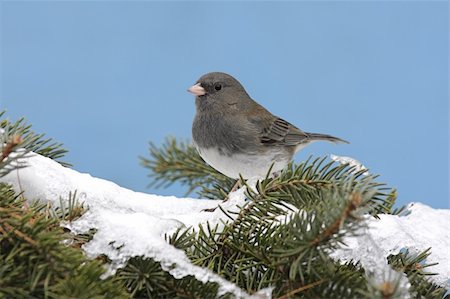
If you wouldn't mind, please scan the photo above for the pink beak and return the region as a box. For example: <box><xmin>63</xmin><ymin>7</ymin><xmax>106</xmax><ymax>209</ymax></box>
<box><xmin>187</xmin><ymin>83</ymin><xmax>206</xmax><ymax>96</ymax></box>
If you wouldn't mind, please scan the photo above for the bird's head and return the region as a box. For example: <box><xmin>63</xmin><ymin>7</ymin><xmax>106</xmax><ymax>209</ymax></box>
<box><xmin>187</xmin><ymin>72</ymin><xmax>250</xmax><ymax>111</ymax></box>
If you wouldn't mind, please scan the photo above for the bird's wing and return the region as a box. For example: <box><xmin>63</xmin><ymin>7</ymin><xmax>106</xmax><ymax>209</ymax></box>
<box><xmin>259</xmin><ymin>117</ymin><xmax>310</xmax><ymax>146</ymax></box>
<box><xmin>244</xmin><ymin>101</ymin><xmax>310</xmax><ymax>147</ymax></box>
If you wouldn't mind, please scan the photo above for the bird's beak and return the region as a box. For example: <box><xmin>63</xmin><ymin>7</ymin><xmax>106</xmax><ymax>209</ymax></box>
<box><xmin>187</xmin><ymin>83</ymin><xmax>206</xmax><ymax>96</ymax></box>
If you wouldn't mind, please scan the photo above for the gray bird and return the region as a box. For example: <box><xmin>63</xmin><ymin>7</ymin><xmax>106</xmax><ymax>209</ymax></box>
<box><xmin>188</xmin><ymin>72</ymin><xmax>348</xmax><ymax>180</ymax></box>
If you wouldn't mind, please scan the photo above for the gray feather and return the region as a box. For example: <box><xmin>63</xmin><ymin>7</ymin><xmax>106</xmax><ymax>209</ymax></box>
<box><xmin>306</xmin><ymin>133</ymin><xmax>349</xmax><ymax>144</ymax></box>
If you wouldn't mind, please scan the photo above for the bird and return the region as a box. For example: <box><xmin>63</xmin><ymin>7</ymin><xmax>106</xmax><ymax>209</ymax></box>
<box><xmin>188</xmin><ymin>72</ymin><xmax>348</xmax><ymax>181</ymax></box>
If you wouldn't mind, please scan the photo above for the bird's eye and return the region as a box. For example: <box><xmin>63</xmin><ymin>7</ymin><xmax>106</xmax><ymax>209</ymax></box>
<box><xmin>214</xmin><ymin>83</ymin><xmax>222</xmax><ymax>91</ymax></box>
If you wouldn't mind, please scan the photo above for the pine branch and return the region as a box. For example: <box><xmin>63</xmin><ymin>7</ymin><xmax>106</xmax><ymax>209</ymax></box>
<box><xmin>165</xmin><ymin>179</ymin><xmax>383</xmax><ymax>297</ymax></box>
<box><xmin>0</xmin><ymin>111</ymin><xmax>70</xmax><ymax>174</ymax></box>
<box><xmin>141</xmin><ymin>137</ymin><xmax>419</xmax><ymax>298</ymax></box>
<box><xmin>388</xmin><ymin>248</ymin><xmax>449</xmax><ymax>298</ymax></box>
<box><xmin>115</xmin><ymin>255</ymin><xmax>235</xmax><ymax>298</ymax></box>
<box><xmin>140</xmin><ymin>137</ymin><xmax>235</xmax><ymax>198</ymax></box>
<box><xmin>0</xmin><ymin>183</ymin><xmax>127</xmax><ymax>298</ymax></box>
<box><xmin>48</xmin><ymin>191</ymin><xmax>86</xmax><ymax>222</ymax></box>
<box><xmin>277</xmin><ymin>279</ymin><xmax>325</xmax><ymax>299</ymax></box>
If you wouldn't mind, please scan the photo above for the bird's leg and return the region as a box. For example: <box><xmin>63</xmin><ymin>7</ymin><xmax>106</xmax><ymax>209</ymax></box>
<box><xmin>229</xmin><ymin>179</ymin><xmax>241</xmax><ymax>194</ymax></box>
<box><xmin>202</xmin><ymin>179</ymin><xmax>241</xmax><ymax>212</ymax></box>
<box><xmin>221</xmin><ymin>179</ymin><xmax>241</xmax><ymax>202</ymax></box>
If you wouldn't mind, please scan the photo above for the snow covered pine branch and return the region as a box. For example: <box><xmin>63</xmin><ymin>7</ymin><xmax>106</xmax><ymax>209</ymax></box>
<box><xmin>1</xmin><ymin>151</ymin><xmax>448</xmax><ymax>298</ymax></box>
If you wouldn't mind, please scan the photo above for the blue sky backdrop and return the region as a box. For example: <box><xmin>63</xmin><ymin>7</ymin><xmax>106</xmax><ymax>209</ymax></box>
<box><xmin>0</xmin><ymin>2</ymin><xmax>448</xmax><ymax>208</ymax></box>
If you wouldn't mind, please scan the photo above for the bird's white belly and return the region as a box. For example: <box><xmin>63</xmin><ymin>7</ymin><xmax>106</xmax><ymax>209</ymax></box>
<box><xmin>198</xmin><ymin>147</ymin><xmax>290</xmax><ymax>179</ymax></box>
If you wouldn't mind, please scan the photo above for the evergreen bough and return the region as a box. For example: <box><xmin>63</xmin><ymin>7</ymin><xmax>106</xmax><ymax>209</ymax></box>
<box><xmin>1</xmin><ymin>113</ymin><xmax>448</xmax><ymax>298</ymax></box>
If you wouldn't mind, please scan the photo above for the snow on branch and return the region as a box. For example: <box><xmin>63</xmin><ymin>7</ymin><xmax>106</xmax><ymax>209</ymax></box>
<box><xmin>1</xmin><ymin>152</ymin><xmax>253</xmax><ymax>298</ymax></box>
<box><xmin>1</xmin><ymin>152</ymin><xmax>449</xmax><ymax>296</ymax></box>
<box><xmin>331</xmin><ymin>202</ymin><xmax>450</xmax><ymax>287</ymax></box>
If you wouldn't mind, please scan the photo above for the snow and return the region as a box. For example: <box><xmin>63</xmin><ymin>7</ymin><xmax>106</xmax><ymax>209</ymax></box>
<box><xmin>1</xmin><ymin>152</ymin><xmax>449</xmax><ymax>297</ymax></box>
<box><xmin>329</xmin><ymin>155</ymin><xmax>449</xmax><ymax>288</ymax></box>
<box><xmin>2</xmin><ymin>152</ymin><xmax>252</xmax><ymax>298</ymax></box>
<box><xmin>331</xmin><ymin>203</ymin><xmax>450</xmax><ymax>287</ymax></box>
<box><xmin>327</xmin><ymin>156</ymin><xmax>449</xmax><ymax>288</ymax></box>
<box><xmin>330</xmin><ymin>154</ymin><xmax>368</xmax><ymax>175</ymax></box>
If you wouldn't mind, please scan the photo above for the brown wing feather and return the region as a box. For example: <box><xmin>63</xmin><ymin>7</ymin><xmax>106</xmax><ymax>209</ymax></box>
<box><xmin>245</xmin><ymin>101</ymin><xmax>311</xmax><ymax>147</ymax></box>
<box><xmin>260</xmin><ymin>117</ymin><xmax>310</xmax><ymax>146</ymax></box>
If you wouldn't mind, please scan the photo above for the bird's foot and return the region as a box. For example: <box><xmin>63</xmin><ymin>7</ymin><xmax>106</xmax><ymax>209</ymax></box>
<box><xmin>201</xmin><ymin>180</ymin><xmax>242</xmax><ymax>212</ymax></box>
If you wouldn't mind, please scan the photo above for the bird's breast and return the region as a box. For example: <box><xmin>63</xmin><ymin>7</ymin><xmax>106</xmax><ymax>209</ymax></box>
<box><xmin>192</xmin><ymin>111</ymin><xmax>253</xmax><ymax>155</ymax></box>
<box><xmin>196</xmin><ymin>146</ymin><xmax>291</xmax><ymax>179</ymax></box>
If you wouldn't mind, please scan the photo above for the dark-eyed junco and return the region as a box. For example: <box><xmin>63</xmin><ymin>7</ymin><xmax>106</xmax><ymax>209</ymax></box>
<box><xmin>188</xmin><ymin>72</ymin><xmax>348</xmax><ymax>180</ymax></box>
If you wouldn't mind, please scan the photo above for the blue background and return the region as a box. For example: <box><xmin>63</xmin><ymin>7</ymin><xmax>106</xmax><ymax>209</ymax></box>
<box><xmin>1</xmin><ymin>2</ymin><xmax>448</xmax><ymax>208</ymax></box>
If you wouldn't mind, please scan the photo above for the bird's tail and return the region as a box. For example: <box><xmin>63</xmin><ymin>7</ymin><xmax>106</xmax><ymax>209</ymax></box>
<box><xmin>307</xmin><ymin>132</ymin><xmax>349</xmax><ymax>144</ymax></box>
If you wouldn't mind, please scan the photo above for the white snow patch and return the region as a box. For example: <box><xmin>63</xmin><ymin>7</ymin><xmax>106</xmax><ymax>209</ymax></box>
<box><xmin>330</xmin><ymin>154</ymin><xmax>368</xmax><ymax>175</ymax></box>
<box><xmin>331</xmin><ymin>203</ymin><xmax>450</xmax><ymax>288</ymax></box>
<box><xmin>1</xmin><ymin>152</ymin><xmax>254</xmax><ymax>298</ymax></box>
<box><xmin>330</xmin><ymin>154</ymin><xmax>448</xmax><ymax>288</ymax></box>
<box><xmin>273</xmin><ymin>203</ymin><xmax>300</xmax><ymax>224</ymax></box>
